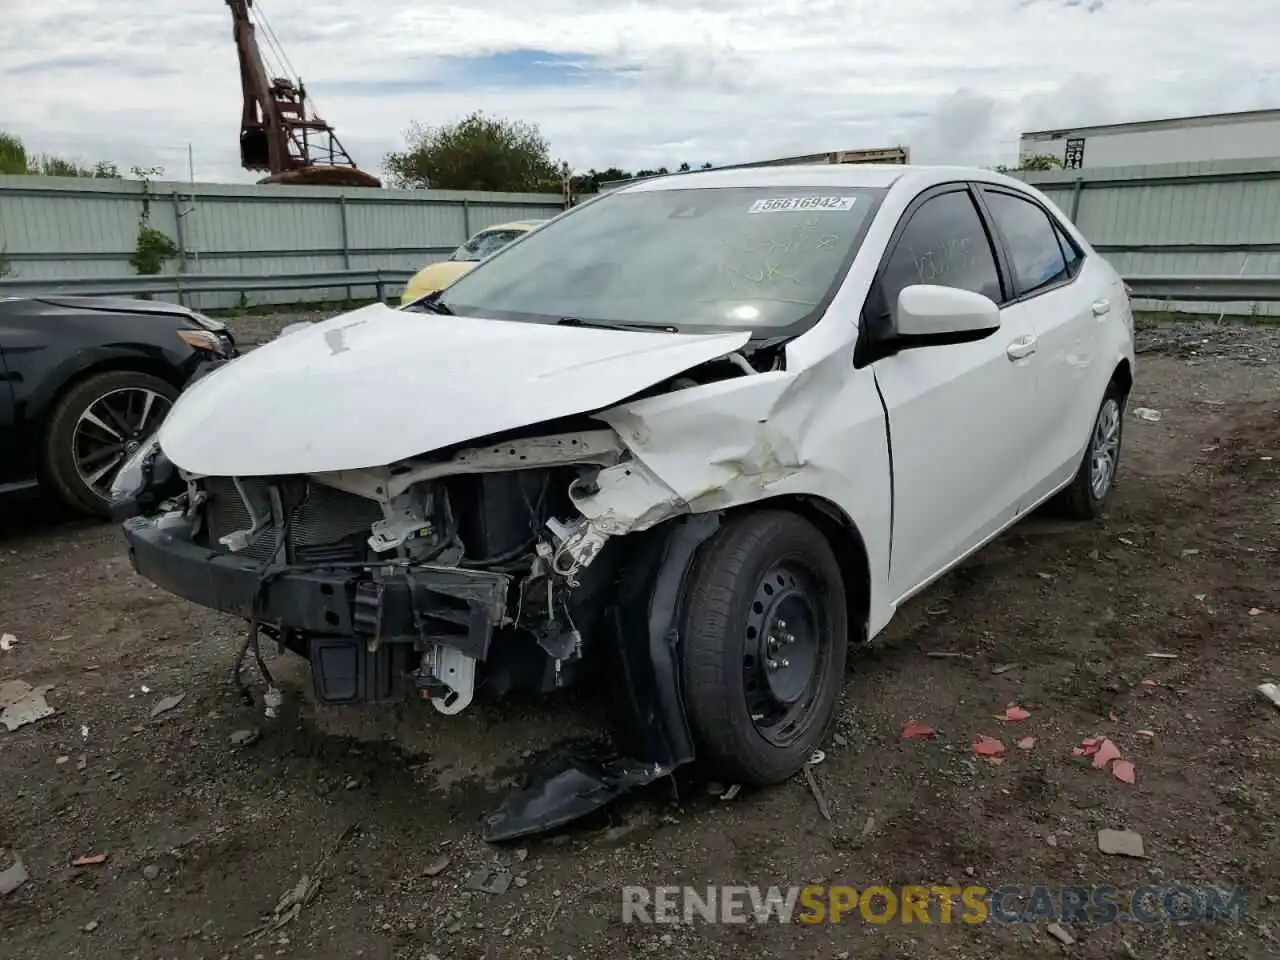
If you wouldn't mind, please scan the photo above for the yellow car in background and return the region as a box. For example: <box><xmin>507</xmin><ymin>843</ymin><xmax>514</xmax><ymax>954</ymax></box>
<box><xmin>399</xmin><ymin>219</ymin><xmax>548</xmax><ymax>305</ymax></box>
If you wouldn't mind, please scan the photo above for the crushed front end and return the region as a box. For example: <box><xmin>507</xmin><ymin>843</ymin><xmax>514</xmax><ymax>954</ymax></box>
<box><xmin>118</xmin><ymin>427</ymin><xmax>717</xmax><ymax>839</ymax></box>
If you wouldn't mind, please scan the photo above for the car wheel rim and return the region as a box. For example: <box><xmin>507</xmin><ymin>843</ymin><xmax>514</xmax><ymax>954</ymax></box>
<box><xmin>72</xmin><ymin>387</ymin><xmax>172</xmax><ymax>499</ymax></box>
<box><xmin>1089</xmin><ymin>397</ymin><xmax>1121</xmax><ymax>500</ymax></box>
<box><xmin>743</xmin><ymin>561</ymin><xmax>827</xmax><ymax>747</ymax></box>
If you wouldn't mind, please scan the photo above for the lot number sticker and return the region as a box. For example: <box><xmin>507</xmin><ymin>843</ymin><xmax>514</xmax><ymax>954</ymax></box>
<box><xmin>748</xmin><ymin>196</ymin><xmax>857</xmax><ymax>214</ymax></box>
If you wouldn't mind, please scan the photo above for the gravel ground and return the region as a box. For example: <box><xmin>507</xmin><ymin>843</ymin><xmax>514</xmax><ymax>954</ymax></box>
<box><xmin>1</xmin><ymin>316</ymin><xmax>1277</xmax><ymax>960</ymax></box>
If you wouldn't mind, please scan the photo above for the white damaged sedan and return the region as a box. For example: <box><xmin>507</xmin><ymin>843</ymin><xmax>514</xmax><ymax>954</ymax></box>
<box><xmin>114</xmin><ymin>163</ymin><xmax>1134</xmax><ymax>838</ymax></box>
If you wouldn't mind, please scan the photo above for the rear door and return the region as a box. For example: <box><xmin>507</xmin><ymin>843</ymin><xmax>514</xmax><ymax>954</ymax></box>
<box><xmin>864</xmin><ymin>185</ymin><xmax>1040</xmax><ymax>601</ymax></box>
<box><xmin>976</xmin><ymin>186</ymin><xmax>1108</xmax><ymax>506</ymax></box>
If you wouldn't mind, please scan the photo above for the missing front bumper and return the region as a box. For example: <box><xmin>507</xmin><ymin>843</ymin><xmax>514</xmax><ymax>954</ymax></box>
<box><xmin>122</xmin><ymin>513</ymin><xmax>510</xmax><ymax>664</ymax></box>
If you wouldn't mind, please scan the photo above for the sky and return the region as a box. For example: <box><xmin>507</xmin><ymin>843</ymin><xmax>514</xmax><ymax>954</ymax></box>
<box><xmin>2</xmin><ymin>0</ymin><xmax>1278</xmax><ymax>185</ymax></box>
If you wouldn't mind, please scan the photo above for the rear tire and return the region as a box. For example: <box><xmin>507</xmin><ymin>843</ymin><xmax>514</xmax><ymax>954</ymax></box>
<box><xmin>1057</xmin><ymin>382</ymin><xmax>1127</xmax><ymax>520</ymax></box>
<box><xmin>42</xmin><ymin>370</ymin><xmax>178</xmax><ymax>518</ymax></box>
<box><xmin>679</xmin><ymin>510</ymin><xmax>847</xmax><ymax>784</ymax></box>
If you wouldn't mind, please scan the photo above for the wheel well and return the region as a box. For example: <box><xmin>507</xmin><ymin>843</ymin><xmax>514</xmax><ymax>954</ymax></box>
<box><xmin>726</xmin><ymin>494</ymin><xmax>872</xmax><ymax>644</ymax></box>
<box><xmin>1111</xmin><ymin>358</ymin><xmax>1133</xmax><ymax>398</ymax></box>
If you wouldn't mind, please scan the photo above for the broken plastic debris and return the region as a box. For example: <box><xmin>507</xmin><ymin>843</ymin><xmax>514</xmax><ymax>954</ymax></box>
<box><xmin>1257</xmin><ymin>683</ymin><xmax>1280</xmax><ymax>710</ymax></box>
<box><xmin>140</xmin><ymin>685</ymin><xmax>151</xmax><ymax>694</ymax></box>
<box><xmin>1016</xmin><ymin>736</ymin><xmax>1037</xmax><ymax>751</ymax></box>
<box><xmin>991</xmin><ymin>663</ymin><xmax>1020</xmax><ymax>675</ymax></box>
<box><xmin>807</xmin><ymin>749</ymin><xmax>825</xmax><ymax>766</ymax></box>
<box><xmin>0</xmin><ymin>852</ymin><xmax>28</xmax><ymax>896</ymax></box>
<box><xmin>1145</xmin><ymin>652</ymin><xmax>1178</xmax><ymax>660</ymax></box>
<box><xmin>720</xmin><ymin>784</ymin><xmax>741</xmax><ymax>801</ymax></box>
<box><xmin>902</xmin><ymin>720</ymin><xmax>935</xmax><ymax>740</ymax></box>
<box><xmin>1136</xmin><ymin>730</ymin><xmax>1156</xmax><ymax>738</ymax></box>
<box><xmin>71</xmin><ymin>852</ymin><xmax>108</xmax><ymax>866</ymax></box>
<box><xmin>999</xmin><ymin>705</ymin><xmax>1030</xmax><ymax>722</ymax></box>
<box><xmin>1111</xmin><ymin>760</ymin><xmax>1136</xmax><ymax>784</ymax></box>
<box><xmin>1097</xmin><ymin>829</ymin><xmax>1145</xmax><ymax>858</ymax></box>
<box><xmin>971</xmin><ymin>735</ymin><xmax>1005</xmax><ymax>758</ymax></box>
<box><xmin>0</xmin><ymin>633</ymin><xmax>16</xmax><ymax>652</ymax></box>
<box><xmin>1133</xmin><ymin>407</ymin><xmax>1162</xmax><ymax>422</ymax></box>
<box><xmin>264</xmin><ymin>686</ymin><xmax>284</xmax><ymax>719</ymax></box>
<box><xmin>1091</xmin><ymin>738</ymin><xmax>1122</xmax><ymax>769</ymax></box>
<box><xmin>1248</xmin><ymin>608</ymin><xmax>1264</xmax><ymax>617</ymax></box>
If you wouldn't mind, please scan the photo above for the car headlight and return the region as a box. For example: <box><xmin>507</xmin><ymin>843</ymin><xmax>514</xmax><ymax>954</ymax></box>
<box><xmin>109</xmin><ymin>435</ymin><xmax>164</xmax><ymax>504</ymax></box>
<box><xmin>177</xmin><ymin>328</ymin><xmax>232</xmax><ymax>356</ymax></box>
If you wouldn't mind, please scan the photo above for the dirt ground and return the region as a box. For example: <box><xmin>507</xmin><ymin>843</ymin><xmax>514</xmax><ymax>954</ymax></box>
<box><xmin>1</xmin><ymin>318</ymin><xmax>1277</xmax><ymax>960</ymax></box>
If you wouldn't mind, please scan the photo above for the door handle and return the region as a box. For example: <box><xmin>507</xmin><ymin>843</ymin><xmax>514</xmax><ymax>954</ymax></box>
<box><xmin>1006</xmin><ymin>335</ymin><xmax>1037</xmax><ymax>361</ymax></box>
<box><xmin>1092</xmin><ymin>298</ymin><xmax>1111</xmax><ymax>316</ymax></box>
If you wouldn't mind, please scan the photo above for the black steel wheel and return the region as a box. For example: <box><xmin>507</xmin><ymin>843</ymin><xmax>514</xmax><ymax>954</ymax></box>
<box><xmin>42</xmin><ymin>370</ymin><xmax>178</xmax><ymax>517</ymax></box>
<box><xmin>680</xmin><ymin>510</ymin><xmax>848</xmax><ymax>783</ymax></box>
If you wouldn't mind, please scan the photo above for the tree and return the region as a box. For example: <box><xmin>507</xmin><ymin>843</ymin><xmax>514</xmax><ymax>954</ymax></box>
<box><xmin>995</xmin><ymin>153</ymin><xmax>1063</xmax><ymax>173</ymax></box>
<box><xmin>0</xmin><ymin>131</ymin><xmax>26</xmax><ymax>175</ymax></box>
<box><xmin>0</xmin><ymin>130</ymin><xmax>121</xmax><ymax>178</ymax></box>
<box><xmin>383</xmin><ymin>111</ymin><xmax>560</xmax><ymax>192</ymax></box>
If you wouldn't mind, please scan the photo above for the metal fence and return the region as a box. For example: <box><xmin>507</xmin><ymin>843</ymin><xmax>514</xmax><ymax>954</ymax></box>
<box><xmin>1015</xmin><ymin>158</ymin><xmax>1280</xmax><ymax>317</ymax></box>
<box><xmin>0</xmin><ymin>175</ymin><xmax>565</xmax><ymax>309</ymax></box>
<box><xmin>2</xmin><ymin>159</ymin><xmax>1279</xmax><ymax>316</ymax></box>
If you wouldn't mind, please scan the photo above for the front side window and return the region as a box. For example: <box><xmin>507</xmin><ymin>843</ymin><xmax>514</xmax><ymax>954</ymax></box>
<box><xmin>982</xmin><ymin>190</ymin><xmax>1070</xmax><ymax>296</ymax></box>
<box><xmin>877</xmin><ymin>189</ymin><xmax>1003</xmax><ymax>332</ymax></box>
<box><xmin>433</xmin><ymin>186</ymin><xmax>885</xmax><ymax>334</ymax></box>
<box><xmin>451</xmin><ymin>229</ymin><xmax>526</xmax><ymax>262</ymax></box>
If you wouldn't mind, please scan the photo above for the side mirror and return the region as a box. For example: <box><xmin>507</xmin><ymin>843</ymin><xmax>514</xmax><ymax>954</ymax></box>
<box><xmin>896</xmin><ymin>284</ymin><xmax>1000</xmax><ymax>338</ymax></box>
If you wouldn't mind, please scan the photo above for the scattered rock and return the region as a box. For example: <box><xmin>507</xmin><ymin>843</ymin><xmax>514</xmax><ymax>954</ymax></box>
<box><xmin>149</xmin><ymin>693</ymin><xmax>186</xmax><ymax>719</ymax></box>
<box><xmin>1</xmin><ymin>680</ymin><xmax>56</xmax><ymax>732</ymax></box>
<box><xmin>1098</xmin><ymin>829</ymin><xmax>1146</xmax><ymax>858</ymax></box>
<box><xmin>1047</xmin><ymin>921</ymin><xmax>1075</xmax><ymax>945</ymax></box>
<box><xmin>229</xmin><ymin>729</ymin><xmax>259</xmax><ymax>747</ymax></box>
<box><xmin>83</xmin><ymin>920</ymin><xmax>99</xmax><ymax>933</ymax></box>
<box><xmin>142</xmin><ymin>864</ymin><xmax>161</xmax><ymax>881</ymax></box>
<box><xmin>71</xmin><ymin>852</ymin><xmax>108</xmax><ymax>866</ymax></box>
<box><xmin>465</xmin><ymin>866</ymin><xmax>512</xmax><ymax>895</ymax></box>
<box><xmin>0</xmin><ymin>852</ymin><xmax>28</xmax><ymax>896</ymax></box>
<box><xmin>422</xmin><ymin>855</ymin><xmax>450</xmax><ymax>877</ymax></box>
<box><xmin>991</xmin><ymin>663</ymin><xmax>1020</xmax><ymax>675</ymax></box>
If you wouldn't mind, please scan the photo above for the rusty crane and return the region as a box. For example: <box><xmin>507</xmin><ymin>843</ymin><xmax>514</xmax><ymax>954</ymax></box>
<box><xmin>226</xmin><ymin>0</ymin><xmax>382</xmax><ymax>187</ymax></box>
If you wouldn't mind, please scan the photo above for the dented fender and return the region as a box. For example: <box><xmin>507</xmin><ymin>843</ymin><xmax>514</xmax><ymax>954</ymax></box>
<box><xmin>575</xmin><ymin>350</ymin><xmax>895</xmax><ymax>636</ymax></box>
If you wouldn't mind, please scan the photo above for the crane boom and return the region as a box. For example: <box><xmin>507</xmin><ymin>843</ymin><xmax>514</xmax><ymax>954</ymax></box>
<box><xmin>226</xmin><ymin>0</ymin><xmax>381</xmax><ymax>187</ymax></box>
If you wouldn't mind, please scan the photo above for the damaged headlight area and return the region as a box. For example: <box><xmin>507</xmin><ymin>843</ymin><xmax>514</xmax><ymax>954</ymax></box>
<box><xmin>121</xmin><ymin>428</ymin><xmax>686</xmax><ymax>720</ymax></box>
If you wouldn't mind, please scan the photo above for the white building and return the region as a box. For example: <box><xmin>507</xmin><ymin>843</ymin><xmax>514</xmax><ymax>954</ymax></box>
<box><xmin>1019</xmin><ymin>108</ymin><xmax>1280</xmax><ymax>169</ymax></box>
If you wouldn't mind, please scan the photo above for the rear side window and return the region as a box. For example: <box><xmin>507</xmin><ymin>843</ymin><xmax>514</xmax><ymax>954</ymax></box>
<box><xmin>1054</xmin><ymin>221</ymin><xmax>1083</xmax><ymax>278</ymax></box>
<box><xmin>877</xmin><ymin>189</ymin><xmax>1003</xmax><ymax>331</ymax></box>
<box><xmin>982</xmin><ymin>190</ymin><xmax>1070</xmax><ymax>296</ymax></box>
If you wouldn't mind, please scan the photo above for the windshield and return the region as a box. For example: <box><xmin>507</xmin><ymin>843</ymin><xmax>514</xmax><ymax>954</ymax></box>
<box><xmin>450</xmin><ymin>228</ymin><xmax>527</xmax><ymax>262</ymax></box>
<box><xmin>436</xmin><ymin>186</ymin><xmax>884</xmax><ymax>333</ymax></box>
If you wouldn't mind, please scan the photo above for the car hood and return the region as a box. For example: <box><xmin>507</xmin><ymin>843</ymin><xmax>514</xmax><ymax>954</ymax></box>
<box><xmin>401</xmin><ymin>261</ymin><xmax>474</xmax><ymax>301</ymax></box>
<box><xmin>157</xmin><ymin>302</ymin><xmax>751</xmax><ymax>476</ymax></box>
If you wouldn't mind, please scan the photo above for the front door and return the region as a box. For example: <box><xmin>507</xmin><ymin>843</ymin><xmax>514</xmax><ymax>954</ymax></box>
<box><xmin>866</xmin><ymin>186</ymin><xmax>1041</xmax><ymax>601</ymax></box>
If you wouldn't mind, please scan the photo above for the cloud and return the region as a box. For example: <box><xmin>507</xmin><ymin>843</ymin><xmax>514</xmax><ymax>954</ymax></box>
<box><xmin>0</xmin><ymin>0</ymin><xmax>1276</xmax><ymax>183</ymax></box>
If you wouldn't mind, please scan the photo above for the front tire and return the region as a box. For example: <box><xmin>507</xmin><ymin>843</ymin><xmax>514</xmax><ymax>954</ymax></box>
<box><xmin>680</xmin><ymin>510</ymin><xmax>848</xmax><ymax>784</ymax></box>
<box><xmin>42</xmin><ymin>370</ymin><xmax>178</xmax><ymax>518</ymax></box>
<box><xmin>1057</xmin><ymin>382</ymin><xmax>1127</xmax><ymax>520</ymax></box>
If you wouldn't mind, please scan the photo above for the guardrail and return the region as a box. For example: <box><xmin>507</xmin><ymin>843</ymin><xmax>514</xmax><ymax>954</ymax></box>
<box><xmin>3</xmin><ymin>271</ymin><xmax>1278</xmax><ymax>306</ymax></box>
<box><xmin>1121</xmin><ymin>275</ymin><xmax>1280</xmax><ymax>302</ymax></box>
<box><xmin>0</xmin><ymin>269</ymin><xmax>418</xmax><ymax>304</ymax></box>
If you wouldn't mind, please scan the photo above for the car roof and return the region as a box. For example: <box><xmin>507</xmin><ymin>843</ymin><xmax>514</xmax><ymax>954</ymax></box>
<box><xmin>481</xmin><ymin>219</ymin><xmax>546</xmax><ymax>233</ymax></box>
<box><xmin>616</xmin><ymin>163</ymin><xmax>1033</xmax><ymax>195</ymax></box>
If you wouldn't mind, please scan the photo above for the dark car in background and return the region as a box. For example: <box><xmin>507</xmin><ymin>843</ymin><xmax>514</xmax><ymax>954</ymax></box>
<box><xmin>0</xmin><ymin>296</ymin><xmax>237</xmax><ymax>517</ymax></box>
